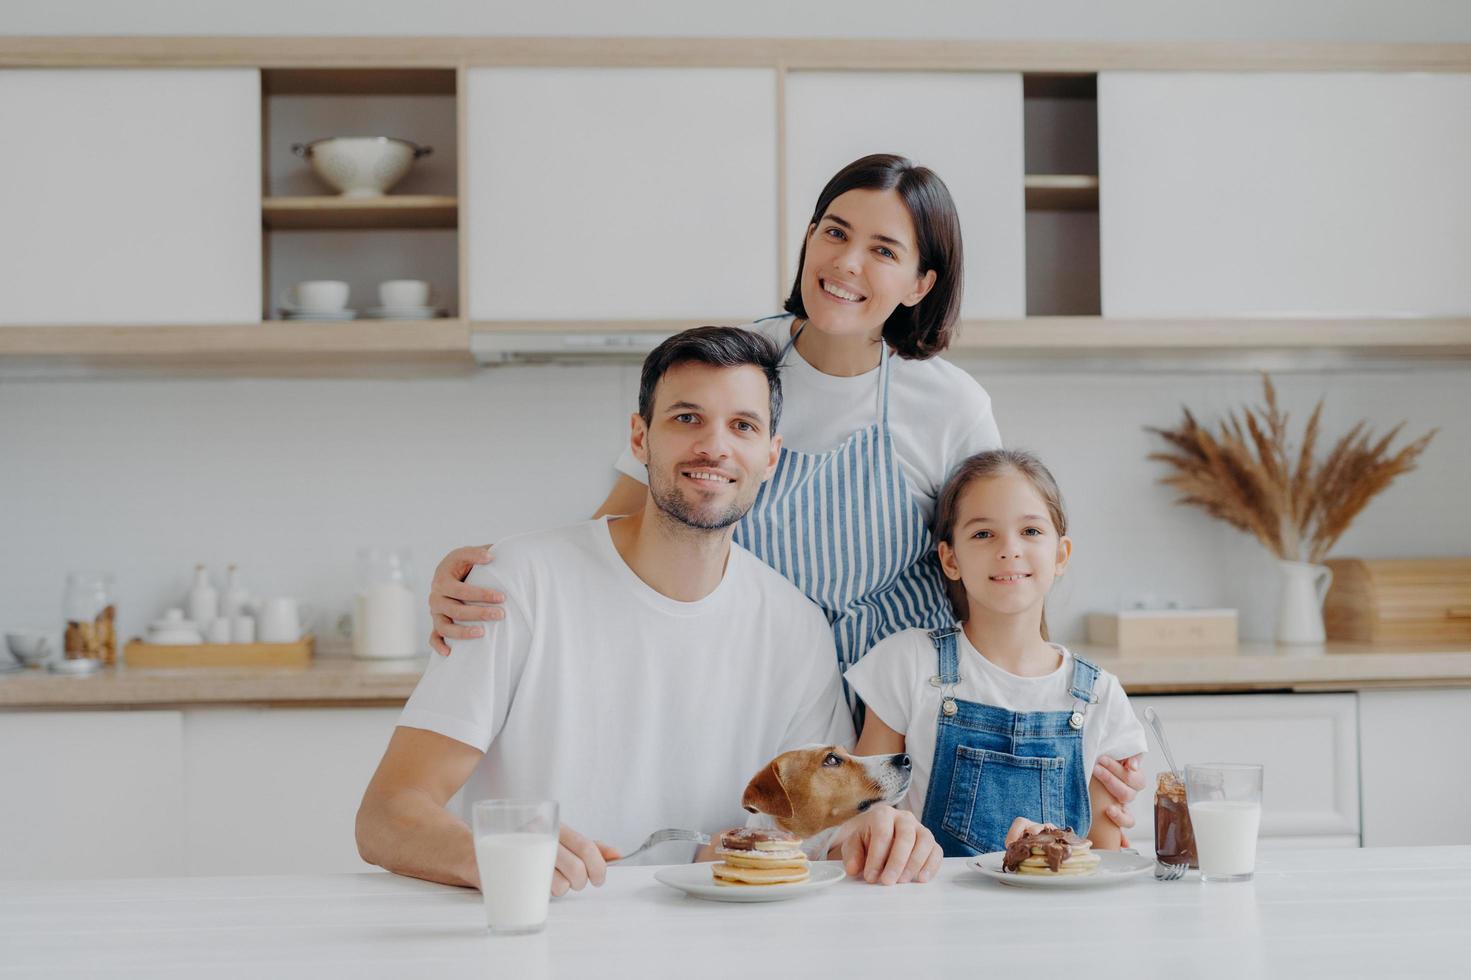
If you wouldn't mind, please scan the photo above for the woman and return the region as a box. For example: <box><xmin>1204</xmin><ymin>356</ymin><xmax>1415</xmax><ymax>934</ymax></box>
<box><xmin>427</xmin><ymin>153</ymin><xmax>1144</xmax><ymax>824</ymax></box>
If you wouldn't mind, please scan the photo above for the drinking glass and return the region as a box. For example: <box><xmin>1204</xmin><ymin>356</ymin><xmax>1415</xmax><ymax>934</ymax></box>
<box><xmin>471</xmin><ymin>799</ymin><xmax>560</xmax><ymax>934</ymax></box>
<box><xmin>1185</xmin><ymin>763</ymin><xmax>1264</xmax><ymax>883</ymax></box>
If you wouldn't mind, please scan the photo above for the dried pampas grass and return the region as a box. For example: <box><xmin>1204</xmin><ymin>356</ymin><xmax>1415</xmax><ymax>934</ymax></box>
<box><xmin>1146</xmin><ymin>376</ymin><xmax>1436</xmax><ymax>564</ymax></box>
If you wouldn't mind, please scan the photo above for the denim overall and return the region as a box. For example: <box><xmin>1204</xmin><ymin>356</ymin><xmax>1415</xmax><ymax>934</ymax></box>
<box><xmin>919</xmin><ymin>627</ymin><xmax>1101</xmax><ymax>856</ymax></box>
<box><xmin>733</xmin><ymin>316</ymin><xmax>956</xmax><ymax>722</ymax></box>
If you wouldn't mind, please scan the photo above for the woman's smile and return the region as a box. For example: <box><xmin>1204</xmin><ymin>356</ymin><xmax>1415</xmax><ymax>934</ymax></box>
<box><xmin>819</xmin><ymin>277</ymin><xmax>868</xmax><ymax>304</ymax></box>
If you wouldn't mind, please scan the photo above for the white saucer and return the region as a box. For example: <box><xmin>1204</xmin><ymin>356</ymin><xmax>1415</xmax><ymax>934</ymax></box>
<box><xmin>280</xmin><ymin>309</ymin><xmax>357</xmax><ymax>320</ymax></box>
<box><xmin>653</xmin><ymin>861</ymin><xmax>846</xmax><ymax>903</ymax></box>
<box><xmin>967</xmin><ymin>849</ymin><xmax>1154</xmax><ymax>888</ymax></box>
<box><xmin>363</xmin><ymin>307</ymin><xmax>444</xmax><ymax>319</ymax></box>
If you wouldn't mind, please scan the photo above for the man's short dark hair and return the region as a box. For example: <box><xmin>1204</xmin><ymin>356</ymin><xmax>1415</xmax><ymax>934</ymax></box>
<box><xmin>637</xmin><ymin>326</ymin><xmax>783</xmax><ymax>433</ymax></box>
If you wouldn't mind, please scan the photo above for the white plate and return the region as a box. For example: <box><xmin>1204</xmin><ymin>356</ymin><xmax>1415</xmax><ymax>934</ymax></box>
<box><xmin>968</xmin><ymin>849</ymin><xmax>1155</xmax><ymax>888</ymax></box>
<box><xmin>653</xmin><ymin>861</ymin><xmax>846</xmax><ymax>903</ymax></box>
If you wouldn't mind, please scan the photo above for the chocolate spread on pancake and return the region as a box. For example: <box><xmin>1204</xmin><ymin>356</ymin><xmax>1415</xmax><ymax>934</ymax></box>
<box><xmin>1002</xmin><ymin>826</ymin><xmax>1085</xmax><ymax>873</ymax></box>
<box><xmin>719</xmin><ymin>828</ymin><xmax>799</xmax><ymax>852</ymax></box>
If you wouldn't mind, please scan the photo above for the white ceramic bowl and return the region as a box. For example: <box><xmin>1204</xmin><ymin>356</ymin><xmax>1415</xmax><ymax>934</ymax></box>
<box><xmin>5</xmin><ymin>630</ymin><xmax>56</xmax><ymax>667</ymax></box>
<box><xmin>292</xmin><ymin>137</ymin><xmax>432</xmax><ymax>198</ymax></box>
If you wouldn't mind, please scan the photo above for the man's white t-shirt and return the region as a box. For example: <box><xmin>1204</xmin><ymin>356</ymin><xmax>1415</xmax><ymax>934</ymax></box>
<box><xmin>615</xmin><ymin>315</ymin><xmax>1002</xmax><ymax>521</ymax></box>
<box><xmin>843</xmin><ymin>627</ymin><xmax>1148</xmax><ymax>818</ymax></box>
<box><xmin>398</xmin><ymin>517</ymin><xmax>855</xmax><ymax>855</ymax></box>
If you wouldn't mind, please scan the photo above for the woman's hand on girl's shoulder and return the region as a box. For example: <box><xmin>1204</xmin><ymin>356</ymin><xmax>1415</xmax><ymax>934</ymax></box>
<box><xmin>428</xmin><ymin>544</ymin><xmax>506</xmax><ymax>655</ymax></box>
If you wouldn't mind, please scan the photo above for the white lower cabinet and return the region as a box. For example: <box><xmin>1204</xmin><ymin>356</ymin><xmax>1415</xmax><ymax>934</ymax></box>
<box><xmin>0</xmin><ymin>706</ymin><xmax>400</xmax><ymax>880</ymax></box>
<box><xmin>182</xmin><ymin>707</ymin><xmax>401</xmax><ymax>875</ymax></box>
<box><xmin>1125</xmin><ymin>694</ymin><xmax>1361</xmax><ymax>849</ymax></box>
<box><xmin>1358</xmin><ymin>689</ymin><xmax>1471</xmax><ymax>847</ymax></box>
<box><xmin>0</xmin><ymin>711</ymin><xmax>185</xmax><ymax>879</ymax></box>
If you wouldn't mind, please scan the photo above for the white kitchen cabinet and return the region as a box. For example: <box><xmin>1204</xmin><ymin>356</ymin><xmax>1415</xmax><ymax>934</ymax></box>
<box><xmin>1098</xmin><ymin>73</ymin><xmax>1471</xmax><ymax>317</ymax></box>
<box><xmin>1124</xmin><ymin>694</ymin><xmax>1360</xmax><ymax>848</ymax></box>
<box><xmin>0</xmin><ymin>710</ymin><xmax>185</xmax><ymax>879</ymax></box>
<box><xmin>0</xmin><ymin>69</ymin><xmax>262</xmax><ymax>325</ymax></box>
<box><xmin>465</xmin><ymin>68</ymin><xmax>779</xmax><ymax>320</ymax></box>
<box><xmin>182</xmin><ymin>707</ymin><xmax>400</xmax><ymax>875</ymax></box>
<box><xmin>1359</xmin><ymin>689</ymin><xmax>1471</xmax><ymax>847</ymax></box>
<box><xmin>783</xmin><ymin>72</ymin><xmax>1026</xmax><ymax>318</ymax></box>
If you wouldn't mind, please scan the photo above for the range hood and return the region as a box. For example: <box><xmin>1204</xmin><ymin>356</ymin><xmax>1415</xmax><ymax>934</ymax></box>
<box><xmin>470</xmin><ymin>329</ymin><xmax>675</xmax><ymax>364</ymax></box>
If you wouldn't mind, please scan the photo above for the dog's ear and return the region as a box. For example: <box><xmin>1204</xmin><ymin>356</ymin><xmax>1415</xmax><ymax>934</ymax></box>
<box><xmin>741</xmin><ymin>756</ymin><xmax>794</xmax><ymax>819</ymax></box>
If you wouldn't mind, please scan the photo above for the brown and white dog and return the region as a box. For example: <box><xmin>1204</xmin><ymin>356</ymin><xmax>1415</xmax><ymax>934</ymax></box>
<box><xmin>741</xmin><ymin>745</ymin><xmax>913</xmax><ymax>839</ymax></box>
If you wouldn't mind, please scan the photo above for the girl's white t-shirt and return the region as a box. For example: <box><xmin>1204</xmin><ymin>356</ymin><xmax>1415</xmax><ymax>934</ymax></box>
<box><xmin>843</xmin><ymin>627</ymin><xmax>1148</xmax><ymax>819</ymax></box>
<box><xmin>616</xmin><ymin>315</ymin><xmax>1003</xmax><ymax>521</ymax></box>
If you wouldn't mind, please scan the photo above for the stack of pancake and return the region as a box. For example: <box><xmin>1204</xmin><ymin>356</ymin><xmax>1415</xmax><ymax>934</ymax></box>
<box><xmin>1001</xmin><ymin>825</ymin><xmax>1100</xmax><ymax>876</ymax></box>
<box><xmin>711</xmin><ymin>828</ymin><xmax>809</xmax><ymax>886</ymax></box>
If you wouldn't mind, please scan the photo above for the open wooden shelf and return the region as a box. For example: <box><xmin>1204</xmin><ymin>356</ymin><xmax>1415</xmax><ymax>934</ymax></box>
<box><xmin>0</xmin><ymin>321</ymin><xmax>473</xmax><ymax>375</ymax></box>
<box><xmin>1024</xmin><ymin>175</ymin><xmax>1099</xmax><ymax>211</ymax></box>
<box><xmin>262</xmin><ymin>195</ymin><xmax>458</xmax><ymax>230</ymax></box>
<box><xmin>4</xmin><ymin>318</ymin><xmax>1471</xmax><ymax>374</ymax></box>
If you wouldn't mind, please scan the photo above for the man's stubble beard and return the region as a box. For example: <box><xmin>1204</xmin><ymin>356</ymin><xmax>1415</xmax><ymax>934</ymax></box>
<box><xmin>646</xmin><ymin>452</ymin><xmax>758</xmax><ymax>533</ymax></box>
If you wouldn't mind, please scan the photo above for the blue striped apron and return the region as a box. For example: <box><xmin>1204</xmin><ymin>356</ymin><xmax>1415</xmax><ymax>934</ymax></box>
<box><xmin>733</xmin><ymin>319</ymin><xmax>957</xmax><ymax>718</ymax></box>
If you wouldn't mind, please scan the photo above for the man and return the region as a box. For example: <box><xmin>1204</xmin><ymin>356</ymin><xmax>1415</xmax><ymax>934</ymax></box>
<box><xmin>356</xmin><ymin>326</ymin><xmax>942</xmax><ymax>896</ymax></box>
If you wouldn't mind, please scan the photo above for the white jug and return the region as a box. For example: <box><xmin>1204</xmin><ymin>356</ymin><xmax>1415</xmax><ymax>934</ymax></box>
<box><xmin>1275</xmin><ymin>560</ymin><xmax>1334</xmax><ymax>645</ymax></box>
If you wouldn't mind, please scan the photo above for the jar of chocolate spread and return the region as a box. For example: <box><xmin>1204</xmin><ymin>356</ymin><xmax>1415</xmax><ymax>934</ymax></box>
<box><xmin>1155</xmin><ymin>771</ymin><xmax>1198</xmax><ymax>869</ymax></box>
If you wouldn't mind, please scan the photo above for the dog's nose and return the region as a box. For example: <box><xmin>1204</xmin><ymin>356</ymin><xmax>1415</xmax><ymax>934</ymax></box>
<box><xmin>893</xmin><ymin>754</ymin><xmax>911</xmax><ymax>771</ymax></box>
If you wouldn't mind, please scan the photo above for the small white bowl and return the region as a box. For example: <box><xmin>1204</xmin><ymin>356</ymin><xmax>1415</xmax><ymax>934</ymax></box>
<box><xmin>292</xmin><ymin>137</ymin><xmax>432</xmax><ymax>198</ymax></box>
<box><xmin>5</xmin><ymin>630</ymin><xmax>56</xmax><ymax>667</ymax></box>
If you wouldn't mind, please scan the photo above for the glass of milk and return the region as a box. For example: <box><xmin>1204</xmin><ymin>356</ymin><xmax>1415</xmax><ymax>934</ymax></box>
<box><xmin>472</xmin><ymin>799</ymin><xmax>560</xmax><ymax>934</ymax></box>
<box><xmin>1185</xmin><ymin>763</ymin><xmax>1264</xmax><ymax>883</ymax></box>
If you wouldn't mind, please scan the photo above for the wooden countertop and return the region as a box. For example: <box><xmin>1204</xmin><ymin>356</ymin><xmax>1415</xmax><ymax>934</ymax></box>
<box><xmin>3</xmin><ymin>642</ymin><xmax>1471</xmax><ymax>709</ymax></box>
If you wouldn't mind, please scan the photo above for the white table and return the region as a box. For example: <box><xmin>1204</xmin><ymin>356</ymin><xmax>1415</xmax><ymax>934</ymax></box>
<box><xmin>4</xmin><ymin>848</ymin><xmax>1466</xmax><ymax>978</ymax></box>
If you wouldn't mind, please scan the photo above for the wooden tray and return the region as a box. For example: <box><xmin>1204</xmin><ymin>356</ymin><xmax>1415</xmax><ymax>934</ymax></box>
<box><xmin>123</xmin><ymin>635</ymin><xmax>314</xmax><ymax>668</ymax></box>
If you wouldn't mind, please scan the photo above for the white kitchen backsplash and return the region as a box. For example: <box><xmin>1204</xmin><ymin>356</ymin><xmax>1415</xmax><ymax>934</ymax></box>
<box><xmin>1</xmin><ymin>364</ymin><xmax>1466</xmax><ymax>648</ymax></box>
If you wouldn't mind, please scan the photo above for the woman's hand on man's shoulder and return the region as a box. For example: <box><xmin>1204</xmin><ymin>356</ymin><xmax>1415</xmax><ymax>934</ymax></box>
<box><xmin>428</xmin><ymin>544</ymin><xmax>506</xmax><ymax>655</ymax></box>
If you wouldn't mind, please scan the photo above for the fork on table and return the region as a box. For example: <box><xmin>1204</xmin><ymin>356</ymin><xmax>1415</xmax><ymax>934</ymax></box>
<box><xmin>612</xmin><ymin>828</ymin><xmax>711</xmax><ymax>864</ymax></box>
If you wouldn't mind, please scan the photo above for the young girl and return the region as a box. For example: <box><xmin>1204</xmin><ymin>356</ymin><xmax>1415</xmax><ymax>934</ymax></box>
<box><xmin>844</xmin><ymin>449</ymin><xmax>1148</xmax><ymax>855</ymax></box>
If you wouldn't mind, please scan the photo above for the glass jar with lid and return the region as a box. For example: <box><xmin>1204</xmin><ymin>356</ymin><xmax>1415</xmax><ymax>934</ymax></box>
<box><xmin>353</xmin><ymin>549</ymin><xmax>419</xmax><ymax>659</ymax></box>
<box><xmin>63</xmin><ymin>571</ymin><xmax>116</xmax><ymax>664</ymax></box>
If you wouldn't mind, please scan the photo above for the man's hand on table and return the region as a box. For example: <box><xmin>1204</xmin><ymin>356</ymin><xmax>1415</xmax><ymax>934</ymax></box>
<box><xmin>551</xmin><ymin>825</ymin><xmax>621</xmax><ymax>897</ymax></box>
<box><xmin>829</xmin><ymin>805</ymin><xmax>942</xmax><ymax>885</ymax></box>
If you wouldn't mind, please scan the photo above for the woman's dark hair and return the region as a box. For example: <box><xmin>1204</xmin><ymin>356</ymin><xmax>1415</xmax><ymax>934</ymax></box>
<box><xmin>638</xmin><ymin>326</ymin><xmax>783</xmax><ymax>432</ymax></box>
<box><xmin>783</xmin><ymin>153</ymin><xmax>963</xmax><ymax>360</ymax></box>
<box><xmin>933</xmin><ymin>449</ymin><xmax>1068</xmax><ymax>640</ymax></box>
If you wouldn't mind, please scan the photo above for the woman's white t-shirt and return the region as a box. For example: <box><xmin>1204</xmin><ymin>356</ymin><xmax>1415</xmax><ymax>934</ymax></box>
<box><xmin>843</xmin><ymin>627</ymin><xmax>1148</xmax><ymax>818</ymax></box>
<box><xmin>616</xmin><ymin>315</ymin><xmax>1003</xmax><ymax>521</ymax></box>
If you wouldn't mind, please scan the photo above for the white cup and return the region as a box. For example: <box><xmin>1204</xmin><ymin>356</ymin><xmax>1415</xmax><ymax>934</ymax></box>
<box><xmin>280</xmin><ymin>280</ymin><xmax>350</xmax><ymax>313</ymax></box>
<box><xmin>231</xmin><ymin>614</ymin><xmax>256</xmax><ymax>644</ymax></box>
<box><xmin>378</xmin><ymin>279</ymin><xmax>430</xmax><ymax>309</ymax></box>
<box><xmin>257</xmin><ymin>598</ymin><xmax>302</xmax><ymax>644</ymax></box>
<box><xmin>472</xmin><ymin>800</ymin><xmax>559</xmax><ymax>935</ymax></box>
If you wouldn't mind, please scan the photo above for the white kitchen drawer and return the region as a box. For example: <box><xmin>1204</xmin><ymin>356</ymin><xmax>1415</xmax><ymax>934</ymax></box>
<box><xmin>0</xmin><ymin>69</ymin><xmax>261</xmax><ymax>325</ymax></box>
<box><xmin>1125</xmin><ymin>693</ymin><xmax>1359</xmax><ymax>845</ymax></box>
<box><xmin>783</xmin><ymin>72</ymin><xmax>1026</xmax><ymax>319</ymax></box>
<box><xmin>465</xmin><ymin>68</ymin><xmax>778</xmax><ymax>320</ymax></box>
<box><xmin>0</xmin><ymin>710</ymin><xmax>185</xmax><ymax>879</ymax></box>
<box><xmin>1098</xmin><ymin>73</ymin><xmax>1471</xmax><ymax>317</ymax></box>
